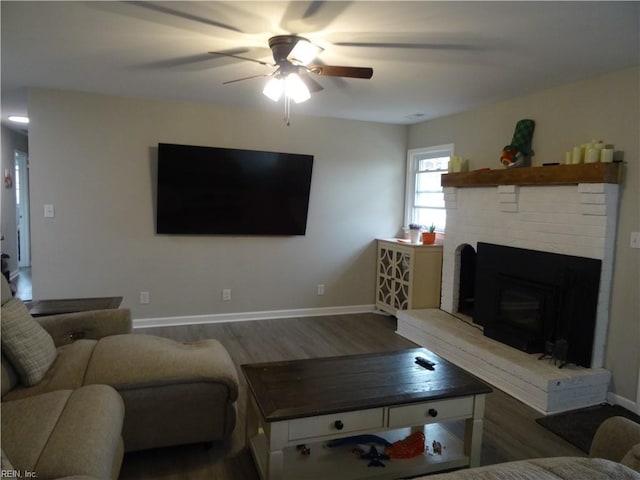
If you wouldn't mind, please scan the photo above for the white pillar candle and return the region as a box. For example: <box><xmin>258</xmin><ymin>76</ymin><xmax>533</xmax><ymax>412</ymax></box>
<box><xmin>565</xmin><ymin>152</ymin><xmax>572</xmax><ymax>164</ymax></box>
<box><xmin>572</xmin><ymin>146</ymin><xmax>582</xmax><ymax>164</ymax></box>
<box><xmin>585</xmin><ymin>148</ymin><xmax>600</xmax><ymax>163</ymax></box>
<box><xmin>600</xmin><ymin>148</ymin><xmax>614</xmax><ymax>163</ymax></box>
<box><xmin>451</xmin><ymin>156</ymin><xmax>463</xmax><ymax>173</ymax></box>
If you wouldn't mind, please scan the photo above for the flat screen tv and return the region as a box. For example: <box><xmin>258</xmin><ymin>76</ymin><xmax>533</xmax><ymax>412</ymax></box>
<box><xmin>156</xmin><ymin>143</ymin><xmax>313</xmax><ymax>235</ymax></box>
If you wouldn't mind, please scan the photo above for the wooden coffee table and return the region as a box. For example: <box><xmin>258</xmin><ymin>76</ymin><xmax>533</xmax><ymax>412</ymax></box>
<box><xmin>242</xmin><ymin>347</ymin><xmax>492</xmax><ymax>480</ymax></box>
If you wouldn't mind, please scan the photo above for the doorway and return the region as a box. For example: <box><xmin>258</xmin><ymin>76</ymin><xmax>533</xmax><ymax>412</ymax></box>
<box><xmin>14</xmin><ymin>150</ymin><xmax>30</xmax><ymax>268</ymax></box>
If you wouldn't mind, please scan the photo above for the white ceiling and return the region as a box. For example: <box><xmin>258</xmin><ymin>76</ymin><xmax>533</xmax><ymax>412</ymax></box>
<box><xmin>2</xmin><ymin>1</ymin><xmax>638</xmax><ymax>130</ymax></box>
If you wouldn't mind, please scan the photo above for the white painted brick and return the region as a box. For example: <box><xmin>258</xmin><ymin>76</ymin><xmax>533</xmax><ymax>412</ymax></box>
<box><xmin>500</xmin><ymin>204</ymin><xmax>519</xmax><ymax>212</ymax></box>
<box><xmin>443</xmin><ymin>187</ymin><xmax>457</xmax><ymax>195</ymax></box>
<box><xmin>580</xmin><ymin>193</ymin><xmax>606</xmax><ymax>204</ymax></box>
<box><xmin>578</xmin><ymin>183</ymin><xmax>606</xmax><ymax>193</ymax></box>
<box><xmin>498</xmin><ymin>185</ymin><xmax>518</xmax><ymax>194</ymax></box>
<box><xmin>517</xmin><ymin>212</ymin><xmax>603</xmax><ymax>227</ymax></box>
<box><xmin>513</xmin><ymin>221</ymin><xmax>606</xmax><ymax>238</ymax></box>
<box><xmin>581</xmin><ymin>204</ymin><xmax>607</xmax><ymax>216</ymax></box>
<box><xmin>499</xmin><ymin>193</ymin><xmax>518</xmax><ymax>203</ymax></box>
<box><xmin>444</xmin><ymin>193</ymin><xmax>458</xmax><ymax>203</ymax></box>
<box><xmin>520</xmin><ymin>202</ymin><xmax>583</xmax><ymax>215</ymax></box>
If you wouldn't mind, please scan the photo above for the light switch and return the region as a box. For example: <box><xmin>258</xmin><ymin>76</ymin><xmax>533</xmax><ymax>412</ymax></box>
<box><xmin>44</xmin><ymin>204</ymin><xmax>55</xmax><ymax>218</ymax></box>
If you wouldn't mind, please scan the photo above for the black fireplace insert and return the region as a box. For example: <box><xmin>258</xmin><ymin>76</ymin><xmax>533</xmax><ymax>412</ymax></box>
<box><xmin>474</xmin><ymin>243</ymin><xmax>601</xmax><ymax>367</ymax></box>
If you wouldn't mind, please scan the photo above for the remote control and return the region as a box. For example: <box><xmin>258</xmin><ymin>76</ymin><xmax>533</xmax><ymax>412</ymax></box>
<box><xmin>415</xmin><ymin>356</ymin><xmax>435</xmax><ymax>370</ymax></box>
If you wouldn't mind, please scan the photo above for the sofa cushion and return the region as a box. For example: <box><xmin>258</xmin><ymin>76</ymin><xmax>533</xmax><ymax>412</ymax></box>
<box><xmin>2</xmin><ymin>340</ymin><xmax>97</xmax><ymax>402</ymax></box>
<box><xmin>35</xmin><ymin>385</ymin><xmax>124</xmax><ymax>480</ymax></box>
<box><xmin>1</xmin><ymin>389</ymin><xmax>73</xmax><ymax>470</ymax></box>
<box><xmin>1</xmin><ymin>385</ymin><xmax>124</xmax><ymax>479</ymax></box>
<box><xmin>84</xmin><ymin>334</ymin><xmax>238</xmax><ymax>398</ymax></box>
<box><xmin>1</xmin><ymin>298</ymin><xmax>57</xmax><ymax>386</ymax></box>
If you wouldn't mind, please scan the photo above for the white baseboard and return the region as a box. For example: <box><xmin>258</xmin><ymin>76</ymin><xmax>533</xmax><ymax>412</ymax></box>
<box><xmin>607</xmin><ymin>391</ymin><xmax>639</xmax><ymax>414</ymax></box>
<box><xmin>133</xmin><ymin>304</ymin><xmax>376</xmax><ymax>329</ymax></box>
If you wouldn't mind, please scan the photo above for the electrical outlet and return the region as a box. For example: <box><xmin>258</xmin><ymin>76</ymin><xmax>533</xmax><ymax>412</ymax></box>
<box><xmin>139</xmin><ymin>291</ymin><xmax>150</xmax><ymax>304</ymax></box>
<box><xmin>317</xmin><ymin>284</ymin><xmax>325</xmax><ymax>296</ymax></box>
<box><xmin>222</xmin><ymin>288</ymin><xmax>232</xmax><ymax>301</ymax></box>
<box><xmin>631</xmin><ymin>232</ymin><xmax>640</xmax><ymax>249</ymax></box>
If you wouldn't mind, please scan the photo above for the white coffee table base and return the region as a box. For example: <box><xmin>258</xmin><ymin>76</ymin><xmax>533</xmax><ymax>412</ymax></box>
<box><xmin>246</xmin><ymin>393</ymin><xmax>487</xmax><ymax>480</ymax></box>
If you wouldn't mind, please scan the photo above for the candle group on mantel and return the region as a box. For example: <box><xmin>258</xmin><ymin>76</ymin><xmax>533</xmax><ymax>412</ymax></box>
<box><xmin>566</xmin><ymin>140</ymin><xmax>614</xmax><ymax>165</ymax></box>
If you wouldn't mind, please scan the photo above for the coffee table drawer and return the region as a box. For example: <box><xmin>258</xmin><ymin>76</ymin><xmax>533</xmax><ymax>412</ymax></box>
<box><xmin>288</xmin><ymin>408</ymin><xmax>384</xmax><ymax>441</ymax></box>
<box><xmin>388</xmin><ymin>396</ymin><xmax>474</xmax><ymax>427</ymax></box>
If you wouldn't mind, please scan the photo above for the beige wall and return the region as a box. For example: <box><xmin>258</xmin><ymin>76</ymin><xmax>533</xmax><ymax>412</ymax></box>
<box><xmin>408</xmin><ymin>67</ymin><xmax>640</xmax><ymax>403</ymax></box>
<box><xmin>27</xmin><ymin>89</ymin><xmax>407</xmax><ymax>318</ymax></box>
<box><xmin>1</xmin><ymin>125</ymin><xmax>29</xmax><ymax>275</ymax></box>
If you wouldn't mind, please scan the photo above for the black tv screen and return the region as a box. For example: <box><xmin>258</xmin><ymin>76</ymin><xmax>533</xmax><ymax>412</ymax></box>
<box><xmin>156</xmin><ymin>143</ymin><xmax>313</xmax><ymax>235</ymax></box>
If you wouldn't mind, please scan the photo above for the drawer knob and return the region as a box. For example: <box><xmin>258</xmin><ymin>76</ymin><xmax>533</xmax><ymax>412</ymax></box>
<box><xmin>428</xmin><ymin>408</ymin><xmax>438</xmax><ymax>418</ymax></box>
<box><xmin>334</xmin><ymin>420</ymin><xmax>344</xmax><ymax>430</ymax></box>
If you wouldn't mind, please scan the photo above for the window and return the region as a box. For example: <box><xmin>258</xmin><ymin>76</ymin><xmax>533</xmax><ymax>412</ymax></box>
<box><xmin>405</xmin><ymin>144</ymin><xmax>453</xmax><ymax>232</ymax></box>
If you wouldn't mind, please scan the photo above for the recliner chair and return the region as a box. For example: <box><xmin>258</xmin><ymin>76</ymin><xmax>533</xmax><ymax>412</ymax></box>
<box><xmin>1</xmin><ymin>274</ymin><xmax>239</xmax><ymax>474</ymax></box>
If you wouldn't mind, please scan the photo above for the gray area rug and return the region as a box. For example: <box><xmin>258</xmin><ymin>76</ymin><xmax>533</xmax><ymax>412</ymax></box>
<box><xmin>536</xmin><ymin>403</ymin><xmax>640</xmax><ymax>454</ymax></box>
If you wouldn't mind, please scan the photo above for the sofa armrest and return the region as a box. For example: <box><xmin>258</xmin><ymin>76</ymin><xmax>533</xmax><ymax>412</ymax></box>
<box><xmin>589</xmin><ymin>416</ymin><xmax>640</xmax><ymax>463</ymax></box>
<box><xmin>36</xmin><ymin>309</ymin><xmax>132</xmax><ymax>347</ymax></box>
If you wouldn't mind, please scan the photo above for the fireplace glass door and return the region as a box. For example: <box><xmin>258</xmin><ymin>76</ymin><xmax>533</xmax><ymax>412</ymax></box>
<box><xmin>485</xmin><ymin>274</ymin><xmax>557</xmax><ymax>353</ymax></box>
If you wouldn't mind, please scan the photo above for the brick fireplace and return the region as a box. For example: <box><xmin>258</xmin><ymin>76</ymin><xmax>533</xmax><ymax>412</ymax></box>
<box><xmin>440</xmin><ymin>180</ymin><xmax>619</xmax><ymax>368</ymax></box>
<box><xmin>397</xmin><ymin>164</ymin><xmax>622</xmax><ymax>414</ymax></box>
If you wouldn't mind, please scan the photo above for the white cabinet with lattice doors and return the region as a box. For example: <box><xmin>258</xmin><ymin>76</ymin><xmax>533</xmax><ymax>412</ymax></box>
<box><xmin>376</xmin><ymin>239</ymin><xmax>443</xmax><ymax>315</ymax></box>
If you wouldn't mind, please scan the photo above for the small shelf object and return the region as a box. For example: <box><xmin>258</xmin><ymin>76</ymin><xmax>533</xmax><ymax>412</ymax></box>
<box><xmin>376</xmin><ymin>239</ymin><xmax>443</xmax><ymax>315</ymax></box>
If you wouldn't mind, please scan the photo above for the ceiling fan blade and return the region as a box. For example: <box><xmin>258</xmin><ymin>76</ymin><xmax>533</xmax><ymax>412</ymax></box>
<box><xmin>128</xmin><ymin>1</ymin><xmax>242</xmax><ymax>33</ymax></box>
<box><xmin>137</xmin><ymin>53</ymin><xmax>223</xmax><ymax>70</ymax></box>
<box><xmin>223</xmin><ymin>73</ymin><xmax>271</xmax><ymax>85</ymax></box>
<box><xmin>280</xmin><ymin>1</ymin><xmax>349</xmax><ymax>33</ymax></box>
<box><xmin>308</xmin><ymin>65</ymin><xmax>373</xmax><ymax>79</ymax></box>
<box><xmin>209</xmin><ymin>51</ymin><xmax>274</xmax><ymax>67</ymax></box>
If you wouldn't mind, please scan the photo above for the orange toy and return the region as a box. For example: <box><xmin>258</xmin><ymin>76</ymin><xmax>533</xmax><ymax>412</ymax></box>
<box><xmin>386</xmin><ymin>431</ymin><xmax>425</xmax><ymax>459</ymax></box>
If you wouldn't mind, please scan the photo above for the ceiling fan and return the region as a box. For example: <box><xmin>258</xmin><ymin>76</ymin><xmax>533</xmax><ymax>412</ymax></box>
<box><xmin>209</xmin><ymin>35</ymin><xmax>373</xmax><ymax>124</ymax></box>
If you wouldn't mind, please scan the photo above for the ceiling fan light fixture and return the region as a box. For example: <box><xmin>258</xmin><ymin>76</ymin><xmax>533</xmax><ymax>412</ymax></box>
<box><xmin>285</xmin><ymin>73</ymin><xmax>310</xmax><ymax>103</ymax></box>
<box><xmin>263</xmin><ymin>77</ymin><xmax>283</xmax><ymax>102</ymax></box>
<box><xmin>8</xmin><ymin>115</ymin><xmax>29</xmax><ymax>124</ymax></box>
<box><xmin>288</xmin><ymin>39</ymin><xmax>323</xmax><ymax>65</ymax></box>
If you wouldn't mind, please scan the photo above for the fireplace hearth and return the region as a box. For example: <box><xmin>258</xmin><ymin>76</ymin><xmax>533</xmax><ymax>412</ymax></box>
<box><xmin>474</xmin><ymin>242</ymin><xmax>601</xmax><ymax>368</ymax></box>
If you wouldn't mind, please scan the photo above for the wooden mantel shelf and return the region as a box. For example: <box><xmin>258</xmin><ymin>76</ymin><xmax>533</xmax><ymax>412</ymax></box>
<box><xmin>441</xmin><ymin>162</ymin><xmax>623</xmax><ymax>188</ymax></box>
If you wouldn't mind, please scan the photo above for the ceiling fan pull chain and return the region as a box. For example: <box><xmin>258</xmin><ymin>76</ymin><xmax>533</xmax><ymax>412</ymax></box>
<box><xmin>283</xmin><ymin>95</ymin><xmax>291</xmax><ymax>126</ymax></box>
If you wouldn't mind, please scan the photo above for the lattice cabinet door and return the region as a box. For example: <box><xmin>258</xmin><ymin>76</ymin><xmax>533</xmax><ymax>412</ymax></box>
<box><xmin>377</xmin><ymin>247</ymin><xmax>395</xmax><ymax>309</ymax></box>
<box><xmin>376</xmin><ymin>239</ymin><xmax>443</xmax><ymax>315</ymax></box>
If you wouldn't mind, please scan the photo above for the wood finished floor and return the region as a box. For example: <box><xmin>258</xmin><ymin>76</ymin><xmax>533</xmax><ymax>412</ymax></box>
<box><xmin>118</xmin><ymin>313</ymin><xmax>584</xmax><ymax>479</ymax></box>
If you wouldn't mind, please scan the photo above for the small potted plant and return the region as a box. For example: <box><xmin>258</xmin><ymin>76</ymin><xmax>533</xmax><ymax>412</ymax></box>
<box><xmin>422</xmin><ymin>223</ymin><xmax>437</xmax><ymax>245</ymax></box>
<box><xmin>408</xmin><ymin>223</ymin><xmax>422</xmax><ymax>244</ymax></box>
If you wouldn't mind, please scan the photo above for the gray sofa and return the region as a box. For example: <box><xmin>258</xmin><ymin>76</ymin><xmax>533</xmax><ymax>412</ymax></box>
<box><xmin>1</xmin><ymin>276</ymin><xmax>239</xmax><ymax>479</ymax></box>
<box><xmin>418</xmin><ymin>416</ymin><xmax>640</xmax><ymax>480</ymax></box>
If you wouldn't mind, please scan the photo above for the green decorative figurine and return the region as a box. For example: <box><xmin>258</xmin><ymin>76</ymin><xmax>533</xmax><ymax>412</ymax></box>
<box><xmin>500</xmin><ymin>119</ymin><xmax>535</xmax><ymax>168</ymax></box>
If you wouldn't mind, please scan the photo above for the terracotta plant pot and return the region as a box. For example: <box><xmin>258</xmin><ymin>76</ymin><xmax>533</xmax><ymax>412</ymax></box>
<box><xmin>422</xmin><ymin>232</ymin><xmax>436</xmax><ymax>245</ymax></box>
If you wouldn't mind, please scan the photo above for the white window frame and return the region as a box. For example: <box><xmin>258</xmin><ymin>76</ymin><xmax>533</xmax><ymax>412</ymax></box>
<box><xmin>404</xmin><ymin>144</ymin><xmax>454</xmax><ymax>232</ymax></box>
